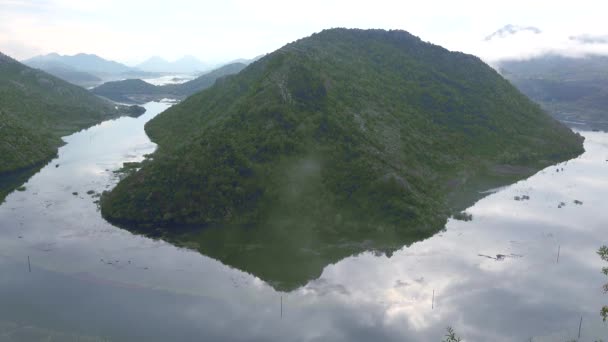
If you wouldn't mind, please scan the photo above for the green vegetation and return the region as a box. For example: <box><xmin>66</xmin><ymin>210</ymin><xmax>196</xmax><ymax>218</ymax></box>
<box><xmin>452</xmin><ymin>211</ymin><xmax>473</xmax><ymax>221</ymax></box>
<box><xmin>499</xmin><ymin>55</ymin><xmax>608</xmax><ymax>129</ymax></box>
<box><xmin>599</xmin><ymin>246</ymin><xmax>608</xmax><ymax>321</ymax></box>
<box><xmin>30</xmin><ymin>64</ymin><xmax>101</xmax><ymax>87</ymax></box>
<box><xmin>0</xmin><ymin>52</ymin><xmax>144</xmax><ymax>201</ymax></box>
<box><xmin>442</xmin><ymin>327</ymin><xmax>462</xmax><ymax>342</ymax></box>
<box><xmin>101</xmin><ymin>28</ymin><xmax>583</xmax><ymax>290</ymax></box>
<box><xmin>91</xmin><ymin>63</ymin><xmax>247</xmax><ymax>104</ymax></box>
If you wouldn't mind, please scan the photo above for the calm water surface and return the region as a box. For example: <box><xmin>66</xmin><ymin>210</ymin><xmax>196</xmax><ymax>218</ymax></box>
<box><xmin>141</xmin><ymin>74</ymin><xmax>197</xmax><ymax>86</ymax></box>
<box><xmin>0</xmin><ymin>102</ymin><xmax>607</xmax><ymax>341</ymax></box>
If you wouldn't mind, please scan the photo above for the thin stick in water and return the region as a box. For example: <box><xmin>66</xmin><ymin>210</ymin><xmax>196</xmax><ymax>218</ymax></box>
<box><xmin>557</xmin><ymin>245</ymin><xmax>561</xmax><ymax>263</ymax></box>
<box><xmin>432</xmin><ymin>289</ymin><xmax>435</xmax><ymax>310</ymax></box>
<box><xmin>28</xmin><ymin>256</ymin><xmax>31</xmax><ymax>272</ymax></box>
<box><xmin>578</xmin><ymin>315</ymin><xmax>583</xmax><ymax>339</ymax></box>
<box><xmin>280</xmin><ymin>295</ymin><xmax>283</xmax><ymax>319</ymax></box>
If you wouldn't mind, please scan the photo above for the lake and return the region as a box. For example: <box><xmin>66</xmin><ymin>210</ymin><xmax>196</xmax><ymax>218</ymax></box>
<box><xmin>0</xmin><ymin>101</ymin><xmax>606</xmax><ymax>341</ymax></box>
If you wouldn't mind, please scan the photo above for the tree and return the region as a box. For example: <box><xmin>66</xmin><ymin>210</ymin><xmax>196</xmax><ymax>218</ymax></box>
<box><xmin>443</xmin><ymin>327</ymin><xmax>462</xmax><ymax>342</ymax></box>
<box><xmin>598</xmin><ymin>246</ymin><xmax>608</xmax><ymax>321</ymax></box>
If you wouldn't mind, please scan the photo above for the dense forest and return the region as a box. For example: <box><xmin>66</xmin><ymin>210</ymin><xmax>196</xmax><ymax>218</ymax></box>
<box><xmin>91</xmin><ymin>63</ymin><xmax>247</xmax><ymax>103</ymax></box>
<box><xmin>0</xmin><ymin>52</ymin><xmax>144</xmax><ymax>201</ymax></box>
<box><xmin>101</xmin><ymin>29</ymin><xmax>583</xmax><ymax>289</ymax></box>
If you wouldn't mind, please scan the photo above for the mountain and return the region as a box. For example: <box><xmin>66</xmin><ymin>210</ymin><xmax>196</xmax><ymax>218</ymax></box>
<box><xmin>24</xmin><ymin>53</ymin><xmax>134</xmax><ymax>74</ymax></box>
<box><xmin>136</xmin><ymin>55</ymin><xmax>208</xmax><ymax>73</ymax></box>
<box><xmin>223</xmin><ymin>54</ymin><xmax>266</xmax><ymax>67</ymax></box>
<box><xmin>91</xmin><ymin>79</ymin><xmax>163</xmax><ymax>104</ymax></box>
<box><xmin>169</xmin><ymin>62</ymin><xmax>246</xmax><ymax>96</ymax></box>
<box><xmin>22</xmin><ymin>59</ymin><xmax>101</xmax><ymax>87</ymax></box>
<box><xmin>0</xmin><ymin>52</ymin><xmax>144</xmax><ymax>201</ymax></box>
<box><xmin>485</xmin><ymin>24</ymin><xmax>542</xmax><ymax>41</ymax></box>
<box><xmin>91</xmin><ymin>63</ymin><xmax>247</xmax><ymax>103</ymax></box>
<box><xmin>100</xmin><ymin>28</ymin><xmax>583</xmax><ymax>290</ymax></box>
<box><xmin>135</xmin><ymin>56</ymin><xmax>170</xmax><ymax>72</ymax></box>
<box><xmin>22</xmin><ymin>53</ymin><xmax>161</xmax><ymax>86</ymax></box>
<box><xmin>499</xmin><ymin>54</ymin><xmax>608</xmax><ymax>129</ymax></box>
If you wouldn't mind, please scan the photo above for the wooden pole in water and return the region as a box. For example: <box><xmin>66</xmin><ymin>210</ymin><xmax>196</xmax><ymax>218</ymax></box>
<box><xmin>578</xmin><ymin>315</ymin><xmax>583</xmax><ymax>339</ymax></box>
<box><xmin>432</xmin><ymin>289</ymin><xmax>435</xmax><ymax>310</ymax></box>
<box><xmin>280</xmin><ymin>296</ymin><xmax>283</xmax><ymax>319</ymax></box>
<box><xmin>28</xmin><ymin>256</ymin><xmax>31</xmax><ymax>272</ymax></box>
<box><xmin>557</xmin><ymin>245</ymin><xmax>561</xmax><ymax>263</ymax></box>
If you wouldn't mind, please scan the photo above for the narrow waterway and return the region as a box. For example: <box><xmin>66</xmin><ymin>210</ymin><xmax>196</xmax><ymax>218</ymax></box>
<box><xmin>0</xmin><ymin>102</ymin><xmax>606</xmax><ymax>341</ymax></box>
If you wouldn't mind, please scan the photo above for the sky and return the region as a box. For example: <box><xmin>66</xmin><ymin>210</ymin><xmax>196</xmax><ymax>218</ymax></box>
<box><xmin>1</xmin><ymin>0</ymin><xmax>608</xmax><ymax>66</ymax></box>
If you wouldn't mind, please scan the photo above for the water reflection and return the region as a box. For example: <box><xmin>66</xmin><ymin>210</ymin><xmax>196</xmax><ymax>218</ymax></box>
<box><xmin>0</xmin><ymin>108</ymin><xmax>607</xmax><ymax>341</ymax></box>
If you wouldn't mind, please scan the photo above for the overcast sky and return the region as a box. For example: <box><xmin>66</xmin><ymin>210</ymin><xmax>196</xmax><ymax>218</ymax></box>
<box><xmin>2</xmin><ymin>0</ymin><xmax>608</xmax><ymax>65</ymax></box>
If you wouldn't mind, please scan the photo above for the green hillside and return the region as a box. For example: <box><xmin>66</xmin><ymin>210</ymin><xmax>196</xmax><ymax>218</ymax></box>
<box><xmin>91</xmin><ymin>63</ymin><xmax>247</xmax><ymax>103</ymax></box>
<box><xmin>499</xmin><ymin>55</ymin><xmax>608</xmax><ymax>129</ymax></box>
<box><xmin>0</xmin><ymin>52</ymin><xmax>143</xmax><ymax>200</ymax></box>
<box><xmin>101</xmin><ymin>29</ymin><xmax>583</xmax><ymax>290</ymax></box>
<box><xmin>90</xmin><ymin>79</ymin><xmax>161</xmax><ymax>103</ymax></box>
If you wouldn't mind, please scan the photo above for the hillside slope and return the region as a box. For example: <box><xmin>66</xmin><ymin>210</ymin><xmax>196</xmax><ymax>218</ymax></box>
<box><xmin>499</xmin><ymin>55</ymin><xmax>608</xmax><ymax>129</ymax></box>
<box><xmin>91</xmin><ymin>63</ymin><xmax>247</xmax><ymax>103</ymax></box>
<box><xmin>22</xmin><ymin>59</ymin><xmax>102</xmax><ymax>87</ymax></box>
<box><xmin>0</xmin><ymin>52</ymin><xmax>143</xmax><ymax>200</ymax></box>
<box><xmin>101</xmin><ymin>29</ymin><xmax>583</xmax><ymax>290</ymax></box>
<box><xmin>24</xmin><ymin>53</ymin><xmax>134</xmax><ymax>74</ymax></box>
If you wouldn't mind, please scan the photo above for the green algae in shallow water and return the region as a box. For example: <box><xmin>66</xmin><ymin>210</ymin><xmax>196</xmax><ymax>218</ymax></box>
<box><xmin>101</xmin><ymin>28</ymin><xmax>584</xmax><ymax>291</ymax></box>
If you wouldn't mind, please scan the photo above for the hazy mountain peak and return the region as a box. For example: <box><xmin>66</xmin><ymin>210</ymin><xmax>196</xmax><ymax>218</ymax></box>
<box><xmin>175</xmin><ymin>55</ymin><xmax>200</xmax><ymax>62</ymax></box>
<box><xmin>23</xmin><ymin>52</ymin><xmax>134</xmax><ymax>74</ymax></box>
<box><xmin>136</xmin><ymin>55</ymin><xmax>208</xmax><ymax>73</ymax></box>
<box><xmin>485</xmin><ymin>24</ymin><xmax>542</xmax><ymax>41</ymax></box>
<box><xmin>144</xmin><ymin>56</ymin><xmax>168</xmax><ymax>63</ymax></box>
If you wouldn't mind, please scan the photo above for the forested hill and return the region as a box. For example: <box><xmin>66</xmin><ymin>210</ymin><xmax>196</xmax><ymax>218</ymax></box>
<box><xmin>101</xmin><ymin>28</ymin><xmax>583</xmax><ymax>290</ymax></box>
<box><xmin>0</xmin><ymin>52</ymin><xmax>143</xmax><ymax>200</ymax></box>
<box><xmin>91</xmin><ymin>63</ymin><xmax>247</xmax><ymax>103</ymax></box>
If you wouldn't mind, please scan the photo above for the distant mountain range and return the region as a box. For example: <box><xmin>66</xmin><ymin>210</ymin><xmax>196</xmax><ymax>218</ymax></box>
<box><xmin>22</xmin><ymin>53</ymin><xmax>159</xmax><ymax>87</ymax></box>
<box><xmin>22</xmin><ymin>53</ymin><xmax>261</xmax><ymax>87</ymax></box>
<box><xmin>92</xmin><ymin>63</ymin><xmax>247</xmax><ymax>103</ymax></box>
<box><xmin>136</xmin><ymin>55</ymin><xmax>209</xmax><ymax>73</ymax></box>
<box><xmin>0</xmin><ymin>51</ymin><xmax>144</xmax><ymax>201</ymax></box>
<box><xmin>223</xmin><ymin>54</ymin><xmax>266</xmax><ymax>67</ymax></box>
<box><xmin>29</xmin><ymin>63</ymin><xmax>102</xmax><ymax>87</ymax></box>
<box><xmin>24</xmin><ymin>53</ymin><xmax>134</xmax><ymax>74</ymax></box>
<box><xmin>135</xmin><ymin>54</ymin><xmax>264</xmax><ymax>73</ymax></box>
<box><xmin>499</xmin><ymin>54</ymin><xmax>608</xmax><ymax>129</ymax></box>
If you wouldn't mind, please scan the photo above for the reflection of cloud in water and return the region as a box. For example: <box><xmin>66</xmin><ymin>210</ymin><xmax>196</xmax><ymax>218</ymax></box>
<box><xmin>303</xmin><ymin>278</ymin><xmax>350</xmax><ymax>296</ymax></box>
<box><xmin>0</xmin><ymin>127</ymin><xmax>607</xmax><ymax>340</ymax></box>
<box><xmin>309</xmin><ymin>131</ymin><xmax>608</xmax><ymax>340</ymax></box>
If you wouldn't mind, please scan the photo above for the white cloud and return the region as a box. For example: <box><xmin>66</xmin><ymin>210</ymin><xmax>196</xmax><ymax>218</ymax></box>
<box><xmin>1</xmin><ymin>0</ymin><xmax>608</xmax><ymax>64</ymax></box>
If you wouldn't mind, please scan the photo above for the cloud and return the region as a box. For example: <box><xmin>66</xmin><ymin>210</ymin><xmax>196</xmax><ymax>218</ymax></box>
<box><xmin>484</xmin><ymin>24</ymin><xmax>542</xmax><ymax>42</ymax></box>
<box><xmin>457</xmin><ymin>26</ymin><xmax>608</xmax><ymax>64</ymax></box>
<box><xmin>569</xmin><ymin>34</ymin><xmax>608</xmax><ymax>45</ymax></box>
<box><xmin>2</xmin><ymin>0</ymin><xmax>608</xmax><ymax>65</ymax></box>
